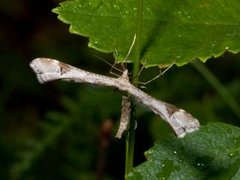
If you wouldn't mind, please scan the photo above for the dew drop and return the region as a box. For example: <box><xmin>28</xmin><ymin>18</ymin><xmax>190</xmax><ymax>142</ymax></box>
<box><xmin>176</xmin><ymin>55</ymin><xmax>181</xmax><ymax>59</ymax></box>
<box><xmin>196</xmin><ymin>162</ymin><xmax>205</xmax><ymax>167</ymax></box>
<box><xmin>233</xmin><ymin>138</ymin><xmax>240</xmax><ymax>146</ymax></box>
<box><xmin>228</xmin><ymin>151</ymin><xmax>237</xmax><ymax>158</ymax></box>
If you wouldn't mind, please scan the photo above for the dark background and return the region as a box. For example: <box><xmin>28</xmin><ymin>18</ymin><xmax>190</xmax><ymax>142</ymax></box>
<box><xmin>1</xmin><ymin>0</ymin><xmax>240</xmax><ymax>179</ymax></box>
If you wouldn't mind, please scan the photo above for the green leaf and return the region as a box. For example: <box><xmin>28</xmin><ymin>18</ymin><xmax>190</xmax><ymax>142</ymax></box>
<box><xmin>53</xmin><ymin>0</ymin><xmax>240</xmax><ymax>67</ymax></box>
<box><xmin>127</xmin><ymin>123</ymin><xmax>240</xmax><ymax>179</ymax></box>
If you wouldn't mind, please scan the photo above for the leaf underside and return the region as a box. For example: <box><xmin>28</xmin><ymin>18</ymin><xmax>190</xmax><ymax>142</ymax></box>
<box><xmin>127</xmin><ymin>123</ymin><xmax>240</xmax><ymax>179</ymax></box>
<box><xmin>53</xmin><ymin>0</ymin><xmax>240</xmax><ymax>67</ymax></box>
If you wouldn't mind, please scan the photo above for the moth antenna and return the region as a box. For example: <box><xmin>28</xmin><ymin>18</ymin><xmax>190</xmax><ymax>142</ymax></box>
<box><xmin>121</xmin><ymin>33</ymin><xmax>136</xmax><ymax>66</ymax></box>
<box><xmin>139</xmin><ymin>63</ymin><xmax>175</xmax><ymax>85</ymax></box>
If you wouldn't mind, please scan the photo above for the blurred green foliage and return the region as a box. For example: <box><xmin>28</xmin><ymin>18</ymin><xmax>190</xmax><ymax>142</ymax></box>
<box><xmin>0</xmin><ymin>0</ymin><xmax>240</xmax><ymax>179</ymax></box>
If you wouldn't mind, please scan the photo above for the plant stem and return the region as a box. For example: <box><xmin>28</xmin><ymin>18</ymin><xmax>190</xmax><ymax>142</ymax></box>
<box><xmin>192</xmin><ymin>60</ymin><xmax>240</xmax><ymax>120</ymax></box>
<box><xmin>125</xmin><ymin>0</ymin><xmax>143</xmax><ymax>178</ymax></box>
<box><xmin>125</xmin><ymin>107</ymin><xmax>135</xmax><ymax>177</ymax></box>
<box><xmin>133</xmin><ymin>0</ymin><xmax>143</xmax><ymax>85</ymax></box>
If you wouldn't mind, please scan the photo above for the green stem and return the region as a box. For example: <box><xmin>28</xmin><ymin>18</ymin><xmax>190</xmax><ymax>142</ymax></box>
<box><xmin>192</xmin><ymin>60</ymin><xmax>240</xmax><ymax>120</ymax></box>
<box><xmin>125</xmin><ymin>107</ymin><xmax>136</xmax><ymax>177</ymax></box>
<box><xmin>125</xmin><ymin>0</ymin><xmax>143</xmax><ymax>178</ymax></box>
<box><xmin>133</xmin><ymin>0</ymin><xmax>143</xmax><ymax>85</ymax></box>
